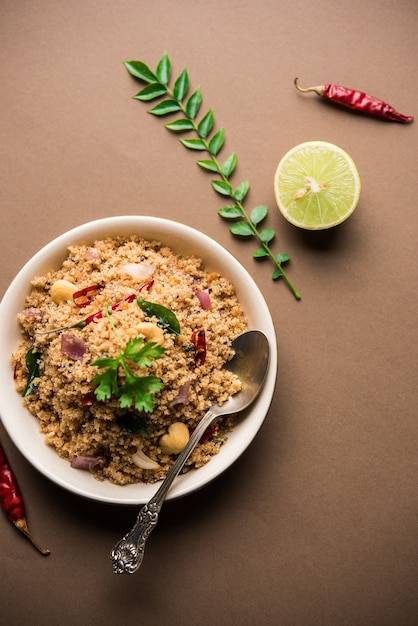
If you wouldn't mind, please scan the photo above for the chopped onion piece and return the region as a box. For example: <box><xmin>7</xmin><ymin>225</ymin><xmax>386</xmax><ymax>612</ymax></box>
<box><xmin>83</xmin><ymin>247</ymin><xmax>100</xmax><ymax>261</ymax></box>
<box><xmin>23</xmin><ymin>308</ymin><xmax>43</xmax><ymax>319</ymax></box>
<box><xmin>61</xmin><ymin>333</ymin><xmax>88</xmax><ymax>361</ymax></box>
<box><xmin>196</xmin><ymin>289</ymin><xmax>212</xmax><ymax>310</ymax></box>
<box><xmin>122</xmin><ymin>263</ymin><xmax>156</xmax><ymax>281</ymax></box>
<box><xmin>132</xmin><ymin>449</ymin><xmax>160</xmax><ymax>470</ymax></box>
<box><xmin>170</xmin><ymin>380</ymin><xmax>191</xmax><ymax>406</ymax></box>
<box><xmin>71</xmin><ymin>455</ymin><xmax>103</xmax><ymax>471</ymax></box>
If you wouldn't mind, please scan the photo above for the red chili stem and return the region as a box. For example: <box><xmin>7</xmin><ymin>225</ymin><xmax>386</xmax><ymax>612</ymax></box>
<box><xmin>294</xmin><ymin>77</ymin><xmax>325</xmax><ymax>96</ymax></box>
<box><xmin>294</xmin><ymin>77</ymin><xmax>414</xmax><ymax>123</ymax></box>
<box><xmin>0</xmin><ymin>442</ymin><xmax>50</xmax><ymax>556</ymax></box>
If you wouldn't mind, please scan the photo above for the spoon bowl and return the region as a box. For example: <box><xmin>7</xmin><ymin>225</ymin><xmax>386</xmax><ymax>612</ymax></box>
<box><xmin>220</xmin><ymin>330</ymin><xmax>271</xmax><ymax>415</ymax></box>
<box><xmin>111</xmin><ymin>330</ymin><xmax>270</xmax><ymax>574</ymax></box>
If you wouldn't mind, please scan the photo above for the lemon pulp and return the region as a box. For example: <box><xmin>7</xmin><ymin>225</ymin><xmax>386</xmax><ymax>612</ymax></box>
<box><xmin>274</xmin><ymin>141</ymin><xmax>361</xmax><ymax>230</ymax></box>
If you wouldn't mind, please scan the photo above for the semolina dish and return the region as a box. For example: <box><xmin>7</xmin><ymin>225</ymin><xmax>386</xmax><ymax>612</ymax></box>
<box><xmin>12</xmin><ymin>235</ymin><xmax>248</xmax><ymax>486</ymax></box>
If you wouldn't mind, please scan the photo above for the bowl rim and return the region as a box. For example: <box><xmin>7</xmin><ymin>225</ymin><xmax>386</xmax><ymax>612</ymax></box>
<box><xmin>0</xmin><ymin>216</ymin><xmax>277</xmax><ymax>505</ymax></box>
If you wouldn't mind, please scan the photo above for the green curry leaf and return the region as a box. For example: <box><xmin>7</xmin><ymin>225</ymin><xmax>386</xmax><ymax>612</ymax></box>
<box><xmin>22</xmin><ymin>348</ymin><xmax>42</xmax><ymax>396</ymax></box>
<box><xmin>148</xmin><ymin>100</ymin><xmax>181</xmax><ymax>115</ymax></box>
<box><xmin>156</xmin><ymin>52</ymin><xmax>171</xmax><ymax>84</ymax></box>
<box><xmin>123</xmin><ymin>52</ymin><xmax>301</xmax><ymax>300</ymax></box>
<box><xmin>136</xmin><ymin>298</ymin><xmax>181</xmax><ymax>335</ymax></box>
<box><xmin>133</xmin><ymin>83</ymin><xmax>167</xmax><ymax>101</ymax></box>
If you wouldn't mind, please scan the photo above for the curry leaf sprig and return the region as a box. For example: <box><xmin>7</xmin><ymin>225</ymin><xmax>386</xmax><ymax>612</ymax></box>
<box><xmin>90</xmin><ymin>307</ymin><xmax>165</xmax><ymax>412</ymax></box>
<box><xmin>123</xmin><ymin>52</ymin><xmax>301</xmax><ymax>300</ymax></box>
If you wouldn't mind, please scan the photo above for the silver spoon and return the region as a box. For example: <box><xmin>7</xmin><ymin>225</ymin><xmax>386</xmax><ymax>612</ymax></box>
<box><xmin>110</xmin><ymin>329</ymin><xmax>270</xmax><ymax>574</ymax></box>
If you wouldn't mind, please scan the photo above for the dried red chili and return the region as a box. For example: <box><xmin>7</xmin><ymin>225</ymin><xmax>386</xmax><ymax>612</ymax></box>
<box><xmin>0</xmin><ymin>442</ymin><xmax>50</xmax><ymax>555</ymax></box>
<box><xmin>191</xmin><ymin>329</ymin><xmax>206</xmax><ymax>366</ymax></box>
<box><xmin>83</xmin><ymin>292</ymin><xmax>138</xmax><ymax>325</ymax></box>
<box><xmin>72</xmin><ymin>284</ymin><xmax>101</xmax><ymax>308</ymax></box>
<box><xmin>294</xmin><ymin>77</ymin><xmax>414</xmax><ymax>123</ymax></box>
<box><xmin>84</xmin><ymin>280</ymin><xmax>154</xmax><ymax>324</ymax></box>
<box><xmin>40</xmin><ymin>280</ymin><xmax>154</xmax><ymax>334</ymax></box>
<box><xmin>197</xmin><ymin>422</ymin><xmax>218</xmax><ymax>443</ymax></box>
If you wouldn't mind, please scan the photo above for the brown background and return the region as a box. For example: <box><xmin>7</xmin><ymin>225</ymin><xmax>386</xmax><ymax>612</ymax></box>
<box><xmin>1</xmin><ymin>1</ymin><xmax>417</xmax><ymax>624</ymax></box>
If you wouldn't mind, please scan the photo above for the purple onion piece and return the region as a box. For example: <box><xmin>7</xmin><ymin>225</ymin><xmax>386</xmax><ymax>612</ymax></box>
<box><xmin>83</xmin><ymin>247</ymin><xmax>100</xmax><ymax>261</ymax></box>
<box><xmin>61</xmin><ymin>334</ymin><xmax>88</xmax><ymax>361</ymax></box>
<box><xmin>70</xmin><ymin>455</ymin><xmax>103</xmax><ymax>472</ymax></box>
<box><xmin>23</xmin><ymin>308</ymin><xmax>43</xmax><ymax>319</ymax></box>
<box><xmin>170</xmin><ymin>380</ymin><xmax>191</xmax><ymax>406</ymax></box>
<box><xmin>196</xmin><ymin>289</ymin><xmax>212</xmax><ymax>310</ymax></box>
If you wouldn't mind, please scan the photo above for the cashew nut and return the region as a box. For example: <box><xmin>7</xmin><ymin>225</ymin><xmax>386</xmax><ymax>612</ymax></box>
<box><xmin>136</xmin><ymin>322</ymin><xmax>165</xmax><ymax>346</ymax></box>
<box><xmin>159</xmin><ymin>422</ymin><xmax>190</xmax><ymax>455</ymax></box>
<box><xmin>50</xmin><ymin>279</ymin><xmax>78</xmax><ymax>303</ymax></box>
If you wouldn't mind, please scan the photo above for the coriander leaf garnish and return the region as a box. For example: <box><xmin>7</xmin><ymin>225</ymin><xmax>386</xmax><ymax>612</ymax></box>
<box><xmin>118</xmin><ymin>369</ymin><xmax>163</xmax><ymax>413</ymax></box>
<box><xmin>90</xmin><ymin>309</ymin><xmax>165</xmax><ymax>412</ymax></box>
<box><xmin>123</xmin><ymin>52</ymin><xmax>301</xmax><ymax>300</ymax></box>
<box><xmin>123</xmin><ymin>335</ymin><xmax>166</xmax><ymax>366</ymax></box>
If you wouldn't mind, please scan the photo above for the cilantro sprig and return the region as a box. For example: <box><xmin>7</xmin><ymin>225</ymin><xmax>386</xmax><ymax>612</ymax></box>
<box><xmin>123</xmin><ymin>52</ymin><xmax>301</xmax><ymax>300</ymax></box>
<box><xmin>90</xmin><ymin>307</ymin><xmax>165</xmax><ymax>412</ymax></box>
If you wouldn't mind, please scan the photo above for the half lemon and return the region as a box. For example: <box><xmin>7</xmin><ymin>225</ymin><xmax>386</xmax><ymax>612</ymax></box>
<box><xmin>274</xmin><ymin>140</ymin><xmax>361</xmax><ymax>230</ymax></box>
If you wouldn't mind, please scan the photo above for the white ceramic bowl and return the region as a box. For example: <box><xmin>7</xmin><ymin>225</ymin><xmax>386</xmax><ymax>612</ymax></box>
<box><xmin>0</xmin><ymin>217</ymin><xmax>277</xmax><ymax>505</ymax></box>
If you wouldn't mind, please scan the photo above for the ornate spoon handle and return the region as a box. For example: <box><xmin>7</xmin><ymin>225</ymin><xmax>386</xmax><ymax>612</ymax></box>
<box><xmin>111</xmin><ymin>407</ymin><xmax>218</xmax><ymax>574</ymax></box>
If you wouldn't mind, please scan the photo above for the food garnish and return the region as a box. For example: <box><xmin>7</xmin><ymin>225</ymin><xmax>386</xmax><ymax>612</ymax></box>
<box><xmin>91</xmin><ymin>306</ymin><xmax>165</xmax><ymax>412</ymax></box>
<box><xmin>121</xmin><ymin>263</ymin><xmax>155</xmax><ymax>280</ymax></box>
<box><xmin>22</xmin><ymin>347</ymin><xmax>42</xmax><ymax>396</ymax></box>
<box><xmin>60</xmin><ymin>333</ymin><xmax>88</xmax><ymax>361</ymax></box>
<box><xmin>135</xmin><ymin>322</ymin><xmax>165</xmax><ymax>346</ymax></box>
<box><xmin>0</xmin><ymin>442</ymin><xmax>50</xmax><ymax>555</ymax></box>
<box><xmin>159</xmin><ymin>422</ymin><xmax>190</xmax><ymax>455</ymax></box>
<box><xmin>50</xmin><ymin>279</ymin><xmax>78</xmax><ymax>303</ymax></box>
<box><xmin>196</xmin><ymin>289</ymin><xmax>211</xmax><ymax>310</ymax></box>
<box><xmin>70</xmin><ymin>455</ymin><xmax>104</xmax><ymax>472</ymax></box>
<box><xmin>118</xmin><ymin>414</ymin><xmax>149</xmax><ymax>435</ymax></box>
<box><xmin>38</xmin><ymin>280</ymin><xmax>154</xmax><ymax>335</ymax></box>
<box><xmin>123</xmin><ymin>52</ymin><xmax>301</xmax><ymax>300</ymax></box>
<box><xmin>169</xmin><ymin>380</ymin><xmax>191</xmax><ymax>406</ymax></box>
<box><xmin>190</xmin><ymin>329</ymin><xmax>206</xmax><ymax>366</ymax></box>
<box><xmin>274</xmin><ymin>141</ymin><xmax>361</xmax><ymax>230</ymax></box>
<box><xmin>136</xmin><ymin>297</ymin><xmax>181</xmax><ymax>335</ymax></box>
<box><xmin>72</xmin><ymin>284</ymin><xmax>102</xmax><ymax>308</ymax></box>
<box><xmin>294</xmin><ymin>77</ymin><xmax>414</xmax><ymax>123</ymax></box>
